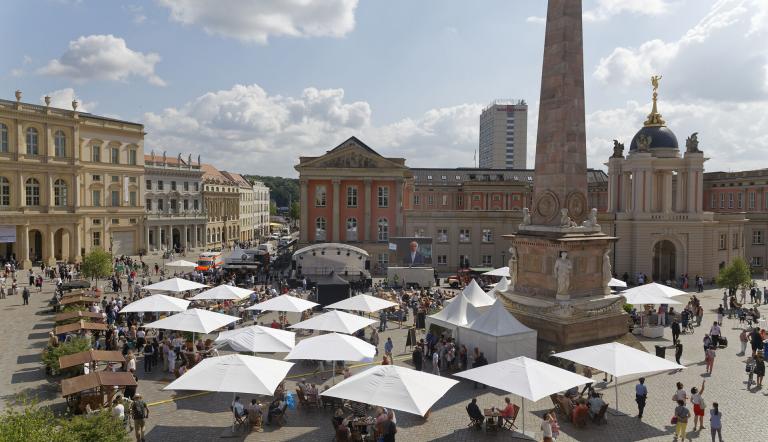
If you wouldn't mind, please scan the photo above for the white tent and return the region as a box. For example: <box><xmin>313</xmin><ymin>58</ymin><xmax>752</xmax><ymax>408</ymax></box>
<box><xmin>608</xmin><ymin>277</ymin><xmax>627</xmax><ymax>288</ymax></box>
<box><xmin>425</xmin><ymin>294</ymin><xmax>480</xmax><ymax>338</ymax></box>
<box><xmin>143</xmin><ymin>308</ymin><xmax>240</xmax><ymax>334</ymax></box>
<box><xmin>325</xmin><ymin>294</ymin><xmax>397</xmax><ymax>313</ymax></box>
<box><xmin>445</xmin><ymin>279</ymin><xmax>495</xmax><ymax>308</ymax></box>
<box><xmin>143</xmin><ymin>277</ymin><xmax>208</xmax><ymax>293</ymax></box>
<box><xmin>623</xmin><ymin>282</ymin><xmax>686</xmax><ymax>299</ymax></box>
<box><xmin>215</xmin><ymin>325</ymin><xmax>295</xmax><ymax>353</ymax></box>
<box><xmin>458</xmin><ymin>300</ymin><xmax>537</xmax><ymax>363</ymax></box>
<box><xmin>485</xmin><ymin>277</ymin><xmax>509</xmax><ymax>300</ymax></box>
<box><xmin>118</xmin><ymin>294</ymin><xmax>190</xmax><ymax>314</ymax></box>
<box><xmin>245</xmin><ymin>294</ymin><xmax>318</xmax><ymax>312</ymax></box>
<box><xmin>554</xmin><ymin>342</ymin><xmax>685</xmax><ymax>412</ymax></box>
<box><xmin>289</xmin><ymin>310</ymin><xmax>376</xmax><ymax>334</ymax></box>
<box><xmin>190</xmin><ymin>284</ymin><xmax>254</xmax><ymax>301</ymax></box>
<box><xmin>482</xmin><ymin>267</ymin><xmax>510</xmax><ymax>277</ymax></box>
<box><xmin>321</xmin><ymin>365</ymin><xmax>458</xmax><ymax>416</ymax></box>
<box><xmin>165</xmin><ymin>259</ymin><xmax>198</xmax><ymax>269</ymax></box>
<box><xmin>455</xmin><ymin>357</ymin><xmax>593</xmax><ymax>436</ymax></box>
<box><xmin>163</xmin><ymin>354</ymin><xmax>294</xmax><ymax>396</ymax></box>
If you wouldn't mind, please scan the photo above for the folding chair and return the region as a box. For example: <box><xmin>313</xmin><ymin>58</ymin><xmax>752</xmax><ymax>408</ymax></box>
<box><xmin>232</xmin><ymin>408</ymin><xmax>247</xmax><ymax>433</ymax></box>
<box><xmin>592</xmin><ymin>403</ymin><xmax>609</xmax><ymax>425</ymax></box>
<box><xmin>501</xmin><ymin>404</ymin><xmax>520</xmax><ymax>431</ymax></box>
<box><xmin>465</xmin><ymin>406</ymin><xmax>483</xmax><ymax>429</ymax></box>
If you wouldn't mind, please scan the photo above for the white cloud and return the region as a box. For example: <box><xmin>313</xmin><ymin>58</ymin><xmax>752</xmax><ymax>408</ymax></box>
<box><xmin>10</xmin><ymin>68</ymin><xmax>24</xmax><ymax>77</ymax></box>
<box><xmin>144</xmin><ymin>83</ymin><xmax>482</xmax><ymax>176</ymax></box>
<box><xmin>584</xmin><ymin>0</ymin><xmax>675</xmax><ymax>22</ymax></box>
<box><xmin>157</xmin><ymin>0</ymin><xmax>358</xmax><ymax>44</ymax></box>
<box><xmin>38</xmin><ymin>34</ymin><xmax>165</xmax><ymax>86</ymax></box>
<box><xmin>526</xmin><ymin>16</ymin><xmax>545</xmax><ymax>24</ymax></box>
<box><xmin>41</xmin><ymin>88</ymin><xmax>96</xmax><ymax>112</ymax></box>
<box><xmin>124</xmin><ymin>5</ymin><xmax>147</xmax><ymax>24</ymax></box>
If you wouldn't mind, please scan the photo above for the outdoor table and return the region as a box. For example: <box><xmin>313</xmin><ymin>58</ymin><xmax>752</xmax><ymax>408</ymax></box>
<box><xmin>483</xmin><ymin>408</ymin><xmax>501</xmax><ymax>431</ymax></box>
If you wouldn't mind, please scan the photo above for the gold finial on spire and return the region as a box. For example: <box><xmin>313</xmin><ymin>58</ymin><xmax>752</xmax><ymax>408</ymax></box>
<box><xmin>644</xmin><ymin>75</ymin><xmax>665</xmax><ymax>127</ymax></box>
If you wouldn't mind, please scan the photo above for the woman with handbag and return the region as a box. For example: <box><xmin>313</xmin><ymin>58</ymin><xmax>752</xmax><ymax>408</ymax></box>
<box><xmin>691</xmin><ymin>381</ymin><xmax>706</xmax><ymax>431</ymax></box>
<box><xmin>673</xmin><ymin>399</ymin><xmax>690</xmax><ymax>441</ymax></box>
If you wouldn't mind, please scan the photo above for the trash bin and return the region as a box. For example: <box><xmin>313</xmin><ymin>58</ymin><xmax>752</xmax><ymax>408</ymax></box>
<box><xmin>655</xmin><ymin>345</ymin><xmax>666</xmax><ymax>358</ymax></box>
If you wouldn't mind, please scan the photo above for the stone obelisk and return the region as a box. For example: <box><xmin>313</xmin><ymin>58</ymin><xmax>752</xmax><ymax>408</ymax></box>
<box><xmin>502</xmin><ymin>0</ymin><xmax>626</xmax><ymax>353</ymax></box>
<box><xmin>531</xmin><ymin>0</ymin><xmax>588</xmax><ymax>226</ymax></box>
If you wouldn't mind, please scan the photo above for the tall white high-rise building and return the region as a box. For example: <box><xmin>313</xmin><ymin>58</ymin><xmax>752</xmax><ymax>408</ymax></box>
<box><xmin>478</xmin><ymin>100</ymin><xmax>528</xmax><ymax>169</ymax></box>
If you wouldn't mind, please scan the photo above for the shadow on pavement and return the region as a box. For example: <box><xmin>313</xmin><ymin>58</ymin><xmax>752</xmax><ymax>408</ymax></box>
<box><xmin>11</xmin><ymin>367</ymin><xmax>44</xmax><ymax>384</ymax></box>
<box><xmin>17</xmin><ymin>353</ymin><xmax>41</xmax><ymax>364</ymax></box>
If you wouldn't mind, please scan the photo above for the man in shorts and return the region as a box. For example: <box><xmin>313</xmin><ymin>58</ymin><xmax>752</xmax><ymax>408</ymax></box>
<box><xmin>131</xmin><ymin>392</ymin><xmax>149</xmax><ymax>442</ymax></box>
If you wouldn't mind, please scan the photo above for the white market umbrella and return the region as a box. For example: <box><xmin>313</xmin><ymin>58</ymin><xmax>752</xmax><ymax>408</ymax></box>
<box><xmin>144</xmin><ymin>308</ymin><xmax>240</xmax><ymax>341</ymax></box>
<box><xmin>609</xmin><ymin>278</ymin><xmax>627</xmax><ymax>288</ymax></box>
<box><xmin>621</xmin><ymin>291</ymin><xmax>682</xmax><ymax>306</ymax></box>
<box><xmin>165</xmin><ymin>259</ymin><xmax>198</xmax><ymax>269</ymax></box>
<box><xmin>191</xmin><ymin>284</ymin><xmax>254</xmax><ymax>301</ymax></box>
<box><xmin>164</xmin><ymin>354</ymin><xmax>294</xmax><ymax>396</ymax></box>
<box><xmin>554</xmin><ymin>342</ymin><xmax>685</xmax><ymax>413</ymax></box>
<box><xmin>289</xmin><ymin>310</ymin><xmax>376</xmax><ymax>334</ymax></box>
<box><xmin>215</xmin><ymin>325</ymin><xmax>295</xmax><ymax>353</ymax></box>
<box><xmin>143</xmin><ymin>277</ymin><xmax>208</xmax><ymax>293</ymax></box>
<box><xmin>483</xmin><ymin>267</ymin><xmax>510</xmax><ymax>277</ymax></box>
<box><xmin>623</xmin><ymin>282</ymin><xmax>686</xmax><ymax>299</ymax></box>
<box><xmin>321</xmin><ymin>365</ymin><xmax>458</xmax><ymax>416</ymax></box>
<box><xmin>118</xmin><ymin>294</ymin><xmax>190</xmax><ymax>314</ymax></box>
<box><xmin>245</xmin><ymin>294</ymin><xmax>318</xmax><ymax>313</ymax></box>
<box><xmin>285</xmin><ymin>333</ymin><xmax>375</xmax><ymax>383</ymax></box>
<box><xmin>325</xmin><ymin>294</ymin><xmax>397</xmax><ymax>313</ymax></box>
<box><xmin>455</xmin><ymin>356</ymin><xmax>593</xmax><ymax>436</ymax></box>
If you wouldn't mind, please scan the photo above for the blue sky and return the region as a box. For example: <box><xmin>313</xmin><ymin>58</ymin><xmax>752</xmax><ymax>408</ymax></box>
<box><xmin>2</xmin><ymin>0</ymin><xmax>767</xmax><ymax>176</ymax></box>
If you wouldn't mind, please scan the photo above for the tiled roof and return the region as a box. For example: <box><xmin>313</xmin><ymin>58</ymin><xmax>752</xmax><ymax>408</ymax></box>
<box><xmin>411</xmin><ymin>168</ymin><xmax>608</xmax><ymax>185</ymax></box>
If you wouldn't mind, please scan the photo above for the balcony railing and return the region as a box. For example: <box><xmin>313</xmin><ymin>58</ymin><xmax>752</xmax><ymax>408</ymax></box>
<box><xmin>147</xmin><ymin>210</ymin><xmax>207</xmax><ymax>219</ymax></box>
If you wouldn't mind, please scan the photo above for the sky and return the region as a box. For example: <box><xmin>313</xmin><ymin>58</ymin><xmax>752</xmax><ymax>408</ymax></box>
<box><xmin>2</xmin><ymin>0</ymin><xmax>767</xmax><ymax>177</ymax></box>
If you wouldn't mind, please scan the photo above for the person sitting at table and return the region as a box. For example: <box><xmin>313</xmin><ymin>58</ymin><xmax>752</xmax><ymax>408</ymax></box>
<box><xmin>587</xmin><ymin>392</ymin><xmax>606</xmax><ymax>419</ymax></box>
<box><xmin>466</xmin><ymin>398</ymin><xmax>484</xmax><ymax>428</ymax></box>
<box><xmin>248</xmin><ymin>399</ymin><xmax>263</xmax><ymax>431</ymax></box>
<box><xmin>267</xmin><ymin>397</ymin><xmax>286</xmax><ymax>425</ymax></box>
<box><xmin>335</xmin><ymin>417</ymin><xmax>353</xmax><ymax>442</ymax></box>
<box><xmin>297</xmin><ymin>378</ymin><xmax>308</xmax><ymax>394</ymax></box>
<box><xmin>231</xmin><ymin>396</ymin><xmax>247</xmax><ymax>420</ymax></box>
<box><xmin>346</xmin><ymin>400</ymin><xmax>368</xmax><ymax>418</ymax></box>
<box><xmin>333</xmin><ymin>408</ymin><xmax>345</xmax><ymax>427</ymax></box>
<box><xmin>571</xmin><ymin>399</ymin><xmax>589</xmax><ymax>428</ymax></box>
<box><xmin>306</xmin><ymin>383</ymin><xmax>321</xmax><ymax>406</ymax></box>
<box><xmin>374</xmin><ymin>407</ymin><xmax>389</xmax><ymax>436</ymax></box>
<box><xmin>497</xmin><ymin>397</ymin><xmax>516</xmax><ymax>427</ymax></box>
<box><xmin>565</xmin><ymin>385</ymin><xmax>579</xmax><ymax>400</ymax></box>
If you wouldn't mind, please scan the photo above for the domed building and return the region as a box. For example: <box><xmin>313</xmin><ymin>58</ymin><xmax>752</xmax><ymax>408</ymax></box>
<box><xmin>605</xmin><ymin>80</ymin><xmax>746</xmax><ymax>283</ymax></box>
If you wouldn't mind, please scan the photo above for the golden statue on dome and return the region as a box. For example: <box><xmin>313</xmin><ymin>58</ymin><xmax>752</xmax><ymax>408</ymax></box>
<box><xmin>644</xmin><ymin>74</ymin><xmax>666</xmax><ymax>127</ymax></box>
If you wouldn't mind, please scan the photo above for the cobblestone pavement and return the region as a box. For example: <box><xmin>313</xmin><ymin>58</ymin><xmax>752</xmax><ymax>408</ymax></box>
<box><xmin>3</xmin><ymin>263</ymin><xmax>768</xmax><ymax>441</ymax></box>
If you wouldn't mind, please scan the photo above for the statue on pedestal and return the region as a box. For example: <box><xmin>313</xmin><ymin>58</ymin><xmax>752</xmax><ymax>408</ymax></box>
<box><xmin>554</xmin><ymin>251</ymin><xmax>572</xmax><ymax>297</ymax></box>
<box><xmin>611</xmin><ymin>140</ymin><xmax>624</xmax><ymax>158</ymax></box>
<box><xmin>686</xmin><ymin>132</ymin><xmax>701</xmax><ymax>153</ymax></box>
<box><xmin>559</xmin><ymin>208</ymin><xmax>577</xmax><ymax>228</ymax></box>
<box><xmin>508</xmin><ymin>247</ymin><xmax>518</xmax><ymax>291</ymax></box>
<box><xmin>602</xmin><ymin>250</ymin><xmax>612</xmax><ymax>288</ymax></box>
<box><xmin>582</xmin><ymin>208</ymin><xmax>600</xmax><ymax>228</ymax></box>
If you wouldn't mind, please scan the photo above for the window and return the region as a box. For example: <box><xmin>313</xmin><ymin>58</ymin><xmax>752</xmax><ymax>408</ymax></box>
<box><xmin>194</xmin><ymin>182</ymin><xmax>199</xmax><ymax>192</ymax></box>
<box><xmin>437</xmin><ymin>255</ymin><xmax>447</xmax><ymax>266</ymax></box>
<box><xmin>50</xmin><ymin>130</ymin><xmax>67</xmax><ymax>157</ymax></box>
<box><xmin>482</xmin><ymin>229</ymin><xmax>492</xmax><ymax>243</ymax></box>
<box><xmin>193</xmin><ymin>199</ymin><xmax>199</xmax><ymax>211</ymax></box>
<box><xmin>459</xmin><ymin>228</ymin><xmax>471</xmax><ymax>242</ymax></box>
<box><xmin>0</xmin><ymin>177</ymin><xmax>9</xmax><ymax>206</ymax></box>
<box><xmin>157</xmin><ymin>199</ymin><xmax>164</xmax><ymax>211</ymax></box>
<box><xmin>146</xmin><ymin>199</ymin><xmax>152</xmax><ymax>211</ymax></box>
<box><xmin>92</xmin><ymin>219</ymin><xmax>101</xmax><ymax>225</ymax></box>
<box><xmin>146</xmin><ymin>180</ymin><xmax>152</xmax><ymax>190</ymax></box>
<box><xmin>110</xmin><ymin>147</ymin><xmax>119</xmax><ymax>164</ymax></box>
<box><xmin>315</xmin><ymin>185</ymin><xmax>327</xmax><ymax>207</ymax></box>
<box><xmin>315</xmin><ymin>217</ymin><xmax>327</xmax><ymax>241</ymax></box>
<box><xmin>92</xmin><ymin>190</ymin><xmax>101</xmax><ymax>207</ymax></box>
<box><xmin>733</xmin><ymin>233</ymin><xmax>739</xmax><ymax>249</ymax></box>
<box><xmin>437</xmin><ymin>228</ymin><xmax>448</xmax><ymax>243</ymax></box>
<box><xmin>482</xmin><ymin>255</ymin><xmax>493</xmax><ymax>267</ymax></box>
<box><xmin>377</xmin><ymin>253</ymin><xmax>389</xmax><ymax>268</ymax></box>
<box><xmin>26</xmin><ymin>128</ymin><xmax>39</xmax><ymax>155</ymax></box>
<box><xmin>183</xmin><ymin>181</ymin><xmax>189</xmax><ymax>191</ymax></box>
<box><xmin>753</xmin><ymin>230</ymin><xmax>763</xmax><ymax>245</ymax></box>
<box><xmin>710</xmin><ymin>193</ymin><xmax>716</xmax><ymax>209</ymax></box>
<box><xmin>158</xmin><ymin>181</ymin><xmax>164</xmax><ymax>190</ymax></box>
<box><xmin>427</xmin><ymin>195</ymin><xmax>434</xmax><ymax>205</ymax></box>
<box><xmin>111</xmin><ymin>190</ymin><xmax>120</xmax><ymax>207</ymax></box>
<box><xmin>346</xmin><ymin>217</ymin><xmax>358</xmax><ymax>241</ymax></box>
<box><xmin>92</xmin><ymin>144</ymin><xmax>101</xmax><ymax>162</ymax></box>
<box><xmin>128</xmin><ymin>149</ymin><xmax>137</xmax><ymax>165</ymax></box>
<box><xmin>749</xmin><ymin>192</ymin><xmax>756</xmax><ymax>209</ymax></box>
<box><xmin>751</xmin><ymin>257</ymin><xmax>762</xmax><ymax>267</ymax></box>
<box><xmin>53</xmin><ymin>179</ymin><xmax>68</xmax><ymax>206</ymax></box>
<box><xmin>171</xmin><ymin>181</ymin><xmax>177</xmax><ymax>191</ymax></box>
<box><xmin>129</xmin><ymin>191</ymin><xmax>137</xmax><ymax>207</ymax></box>
<box><xmin>111</xmin><ymin>175</ymin><xmax>119</xmax><ymax>183</ymax></box>
<box><xmin>459</xmin><ymin>255</ymin><xmax>470</xmax><ymax>268</ymax></box>
<box><xmin>720</xmin><ymin>193</ymin><xmax>724</xmax><ymax>209</ymax></box>
<box><xmin>472</xmin><ymin>195</ymin><xmax>481</xmax><ymax>201</ymax></box>
<box><xmin>92</xmin><ymin>231</ymin><xmax>101</xmax><ymax>247</ymax></box>
<box><xmin>414</xmin><ymin>194</ymin><xmax>420</xmax><ymax>205</ymax></box>
<box><xmin>728</xmin><ymin>193</ymin><xmax>734</xmax><ymax>209</ymax></box>
<box><xmin>25</xmin><ymin>178</ymin><xmax>40</xmax><ymax>205</ymax></box>
<box><xmin>170</xmin><ymin>199</ymin><xmax>177</xmax><ymax>212</ymax></box>
<box><xmin>128</xmin><ymin>177</ymin><xmax>136</xmax><ymax>183</ymax></box>
<box><xmin>377</xmin><ymin>186</ymin><xmax>389</xmax><ymax>208</ymax></box>
<box><xmin>111</xmin><ymin>218</ymin><xmax>119</xmax><ymax>225</ymax></box>
<box><xmin>347</xmin><ymin>186</ymin><xmax>358</xmax><ymax>207</ymax></box>
<box><xmin>377</xmin><ymin>218</ymin><xmax>389</xmax><ymax>241</ymax></box>
<box><xmin>0</xmin><ymin>123</ymin><xmax>8</xmax><ymax>152</ymax></box>
<box><xmin>442</xmin><ymin>195</ymin><xmax>448</xmax><ymax>206</ymax></box>
<box><xmin>129</xmin><ymin>218</ymin><xmax>137</xmax><ymax>224</ymax></box>
<box><xmin>737</xmin><ymin>193</ymin><xmax>743</xmax><ymax>209</ymax></box>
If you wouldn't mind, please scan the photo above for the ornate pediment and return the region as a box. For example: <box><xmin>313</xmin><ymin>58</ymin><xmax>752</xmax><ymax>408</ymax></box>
<box><xmin>300</xmin><ymin>136</ymin><xmax>407</xmax><ymax>171</ymax></box>
<box><xmin>320</xmin><ymin>150</ymin><xmax>379</xmax><ymax>168</ymax></box>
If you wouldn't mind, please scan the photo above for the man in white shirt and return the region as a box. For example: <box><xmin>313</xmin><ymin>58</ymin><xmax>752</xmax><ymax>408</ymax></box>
<box><xmin>709</xmin><ymin>322</ymin><xmax>721</xmax><ymax>347</ymax></box>
<box><xmin>112</xmin><ymin>396</ymin><xmax>125</xmax><ymax>424</ymax></box>
<box><xmin>407</xmin><ymin>241</ymin><xmax>426</xmax><ymax>267</ymax></box>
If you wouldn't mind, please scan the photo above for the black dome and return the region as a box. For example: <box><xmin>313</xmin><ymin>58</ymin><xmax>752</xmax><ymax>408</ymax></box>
<box><xmin>629</xmin><ymin>126</ymin><xmax>679</xmax><ymax>151</ymax></box>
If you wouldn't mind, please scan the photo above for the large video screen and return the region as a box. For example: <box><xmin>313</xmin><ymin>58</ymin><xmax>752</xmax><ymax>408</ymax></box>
<box><xmin>390</xmin><ymin>237</ymin><xmax>432</xmax><ymax>267</ymax></box>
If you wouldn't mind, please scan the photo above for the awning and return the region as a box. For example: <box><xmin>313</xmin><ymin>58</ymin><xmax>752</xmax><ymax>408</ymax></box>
<box><xmin>55</xmin><ymin>320</ymin><xmax>108</xmax><ymax>335</ymax></box>
<box><xmin>55</xmin><ymin>311</ymin><xmax>104</xmax><ymax>323</ymax></box>
<box><xmin>59</xmin><ymin>296</ymin><xmax>97</xmax><ymax>306</ymax></box>
<box><xmin>61</xmin><ymin>372</ymin><xmax>137</xmax><ymax>397</ymax></box>
<box><xmin>59</xmin><ymin>350</ymin><xmax>126</xmax><ymax>370</ymax></box>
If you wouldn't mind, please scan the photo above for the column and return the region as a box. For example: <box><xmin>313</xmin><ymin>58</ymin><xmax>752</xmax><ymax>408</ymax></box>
<box><xmin>687</xmin><ymin>168</ymin><xmax>697</xmax><ymax>213</ymax></box>
<box><xmin>632</xmin><ymin>169</ymin><xmax>642</xmax><ymax>213</ymax></box>
<box><xmin>299</xmin><ymin>179</ymin><xmax>309</xmax><ymax>243</ymax></box>
<box><xmin>72</xmin><ymin>173</ymin><xmax>80</xmax><ymax>208</ymax></box>
<box><xmin>364</xmin><ymin>179</ymin><xmax>371</xmax><ymax>242</ymax></box>
<box><xmin>145</xmin><ymin>225</ymin><xmax>151</xmax><ymax>251</ymax></box>
<box><xmin>166</xmin><ymin>225</ymin><xmax>172</xmax><ymax>249</ymax></box>
<box><xmin>607</xmin><ymin>164</ymin><xmax>617</xmax><ymax>212</ymax></box>
<box><xmin>621</xmin><ymin>172</ymin><xmax>631</xmax><ymax>213</ymax></box>
<box><xmin>663</xmin><ymin>171</ymin><xmax>674</xmax><ymax>213</ymax></box>
<box><xmin>20</xmin><ymin>225</ymin><xmax>30</xmax><ymax>268</ymax></box>
<box><xmin>70</xmin><ymin>223</ymin><xmax>81</xmax><ymax>263</ymax></box>
<box><xmin>156</xmin><ymin>226</ymin><xmax>162</xmax><ymax>250</ymax></box>
<box><xmin>643</xmin><ymin>170</ymin><xmax>653</xmax><ymax>213</ymax></box>
<box><xmin>46</xmin><ymin>173</ymin><xmax>53</xmax><ymax>209</ymax></box>
<box><xmin>396</xmin><ymin>179</ymin><xmax>404</xmax><ymax>235</ymax></box>
<box><xmin>45</xmin><ymin>226</ymin><xmax>55</xmax><ymax>266</ymax></box>
<box><xmin>17</xmin><ymin>172</ymin><xmax>25</xmax><ymax>209</ymax></box>
<box><xmin>183</xmin><ymin>225</ymin><xmax>189</xmax><ymax>249</ymax></box>
<box><xmin>675</xmin><ymin>171</ymin><xmax>685</xmax><ymax>213</ymax></box>
<box><xmin>332</xmin><ymin>178</ymin><xmax>340</xmax><ymax>242</ymax></box>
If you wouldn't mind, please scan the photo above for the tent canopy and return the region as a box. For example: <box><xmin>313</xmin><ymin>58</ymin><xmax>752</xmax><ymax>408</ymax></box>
<box><xmin>482</xmin><ymin>267</ymin><xmax>510</xmax><ymax>277</ymax></box>
<box><xmin>143</xmin><ymin>308</ymin><xmax>240</xmax><ymax>334</ymax></box>
<box><xmin>464</xmin><ymin>300</ymin><xmax>534</xmax><ymax>337</ymax></box>
<box><xmin>165</xmin><ymin>260</ymin><xmax>198</xmax><ymax>268</ymax></box>
<box><xmin>289</xmin><ymin>310</ymin><xmax>376</xmax><ymax>334</ymax></box>
<box><xmin>119</xmin><ymin>294</ymin><xmax>190</xmax><ymax>314</ymax></box>
<box><xmin>59</xmin><ymin>350</ymin><xmax>125</xmax><ymax>370</ymax></box>
<box><xmin>143</xmin><ymin>277</ymin><xmax>208</xmax><ymax>293</ymax></box>
<box><xmin>485</xmin><ymin>277</ymin><xmax>509</xmax><ymax>300</ymax></box>
<box><xmin>61</xmin><ymin>372</ymin><xmax>137</xmax><ymax>397</ymax></box>
<box><xmin>553</xmin><ymin>342</ymin><xmax>685</xmax><ymax>378</ymax></box>
<box><xmin>215</xmin><ymin>325</ymin><xmax>295</xmax><ymax>353</ymax></box>
<box><xmin>609</xmin><ymin>278</ymin><xmax>627</xmax><ymax>288</ymax></box>
<box><xmin>427</xmin><ymin>293</ymin><xmax>480</xmax><ymax>337</ymax></box>
<box><xmin>321</xmin><ymin>365</ymin><xmax>458</xmax><ymax>416</ymax></box>
<box><xmin>325</xmin><ymin>294</ymin><xmax>397</xmax><ymax>313</ymax></box>
<box><xmin>620</xmin><ymin>291</ymin><xmax>682</xmax><ymax>305</ymax></box>
<box><xmin>458</xmin><ymin>300</ymin><xmax>537</xmax><ymax>363</ymax></box>
<box><xmin>284</xmin><ymin>332</ymin><xmax>375</xmax><ymax>362</ymax></box>
<box><xmin>246</xmin><ymin>294</ymin><xmax>319</xmax><ymax>312</ymax></box>
<box><xmin>446</xmin><ymin>280</ymin><xmax>495</xmax><ymax>308</ymax></box>
<box><xmin>55</xmin><ymin>320</ymin><xmax>108</xmax><ymax>335</ymax></box>
<box><xmin>622</xmin><ymin>282</ymin><xmax>686</xmax><ymax>299</ymax></box>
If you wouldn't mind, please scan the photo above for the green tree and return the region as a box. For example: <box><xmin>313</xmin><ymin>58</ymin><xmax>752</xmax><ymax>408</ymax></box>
<box><xmin>81</xmin><ymin>248</ymin><xmax>112</xmax><ymax>285</ymax></box>
<box><xmin>60</xmin><ymin>410</ymin><xmax>128</xmax><ymax>442</ymax></box>
<box><xmin>716</xmin><ymin>257</ymin><xmax>752</xmax><ymax>291</ymax></box>
<box><xmin>41</xmin><ymin>337</ymin><xmax>91</xmax><ymax>376</ymax></box>
<box><xmin>269</xmin><ymin>201</ymin><xmax>277</xmax><ymax>216</ymax></box>
<box><xmin>289</xmin><ymin>201</ymin><xmax>300</xmax><ymax>220</ymax></box>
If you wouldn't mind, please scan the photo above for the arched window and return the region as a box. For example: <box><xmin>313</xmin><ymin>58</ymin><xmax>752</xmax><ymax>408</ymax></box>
<box><xmin>377</xmin><ymin>218</ymin><xmax>389</xmax><ymax>241</ymax></box>
<box><xmin>315</xmin><ymin>217</ymin><xmax>327</xmax><ymax>241</ymax></box>
<box><xmin>54</xmin><ymin>179</ymin><xmax>68</xmax><ymax>206</ymax></box>
<box><xmin>54</xmin><ymin>130</ymin><xmax>66</xmax><ymax>157</ymax></box>
<box><xmin>0</xmin><ymin>123</ymin><xmax>8</xmax><ymax>152</ymax></box>
<box><xmin>346</xmin><ymin>217</ymin><xmax>358</xmax><ymax>241</ymax></box>
<box><xmin>0</xmin><ymin>177</ymin><xmax>10</xmax><ymax>206</ymax></box>
<box><xmin>26</xmin><ymin>127</ymin><xmax>39</xmax><ymax>155</ymax></box>
<box><xmin>25</xmin><ymin>178</ymin><xmax>40</xmax><ymax>206</ymax></box>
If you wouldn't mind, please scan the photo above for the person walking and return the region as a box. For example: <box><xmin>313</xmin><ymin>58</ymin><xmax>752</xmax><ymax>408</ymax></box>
<box><xmin>675</xmin><ymin>342</ymin><xmax>684</xmax><ymax>366</ymax></box>
<box><xmin>755</xmin><ymin>354</ymin><xmax>765</xmax><ymax>387</ymax></box>
<box><xmin>378</xmin><ymin>309</ymin><xmax>387</xmax><ymax>332</ymax></box>
<box><xmin>709</xmin><ymin>402</ymin><xmax>723</xmax><ymax>442</ymax></box>
<box><xmin>21</xmin><ymin>286</ymin><xmax>30</xmax><ymax>305</ymax></box>
<box><xmin>671</xmin><ymin>318</ymin><xmax>681</xmax><ymax>345</ymax></box>
<box><xmin>739</xmin><ymin>328</ymin><xmax>749</xmax><ymax>356</ymax></box>
<box><xmin>431</xmin><ymin>348</ymin><xmax>440</xmax><ymax>376</ymax></box>
<box><xmin>673</xmin><ymin>399</ymin><xmax>690</xmax><ymax>441</ymax></box>
<box><xmin>384</xmin><ymin>337</ymin><xmax>394</xmax><ymax>360</ymax></box>
<box><xmin>130</xmin><ymin>393</ymin><xmax>149</xmax><ymax>442</ymax></box>
<box><xmin>635</xmin><ymin>377</ymin><xmax>648</xmax><ymax>419</ymax></box>
<box><xmin>540</xmin><ymin>412</ymin><xmax>554</xmax><ymax>442</ymax></box>
<box><xmin>705</xmin><ymin>346</ymin><xmax>716</xmax><ymax>375</ymax></box>
<box><xmin>691</xmin><ymin>380</ymin><xmax>706</xmax><ymax>431</ymax></box>
<box><xmin>716</xmin><ymin>305</ymin><xmax>724</xmax><ymax>326</ymax></box>
<box><xmin>370</xmin><ymin>327</ymin><xmax>380</xmax><ymax>356</ymax></box>
<box><xmin>412</xmin><ymin>345</ymin><xmax>423</xmax><ymax>371</ymax></box>
<box><xmin>709</xmin><ymin>322</ymin><xmax>721</xmax><ymax>348</ymax></box>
